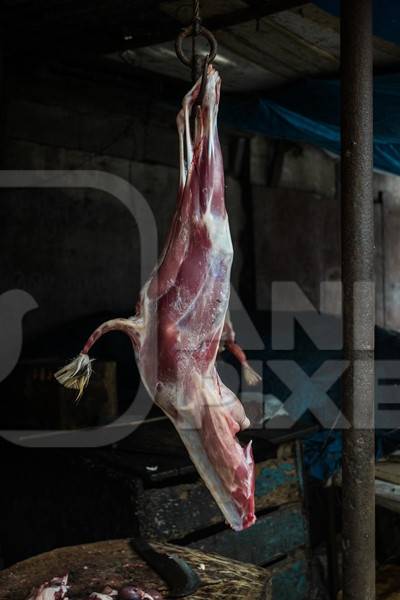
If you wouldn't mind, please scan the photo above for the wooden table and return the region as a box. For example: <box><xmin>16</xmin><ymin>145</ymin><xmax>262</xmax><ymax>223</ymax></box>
<box><xmin>0</xmin><ymin>539</ymin><xmax>269</xmax><ymax>600</ymax></box>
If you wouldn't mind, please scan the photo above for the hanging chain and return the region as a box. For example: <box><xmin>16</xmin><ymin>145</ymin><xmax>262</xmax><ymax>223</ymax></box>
<box><xmin>175</xmin><ymin>0</ymin><xmax>218</xmax><ymax>84</ymax></box>
<box><xmin>193</xmin><ymin>0</ymin><xmax>201</xmax><ymax>32</ymax></box>
<box><xmin>192</xmin><ymin>0</ymin><xmax>201</xmax><ymax>80</ymax></box>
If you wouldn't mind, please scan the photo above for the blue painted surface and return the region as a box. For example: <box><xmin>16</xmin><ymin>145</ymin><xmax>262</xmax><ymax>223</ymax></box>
<box><xmin>295</xmin><ymin>444</ymin><xmax>305</xmax><ymax>497</ymax></box>
<box><xmin>272</xmin><ymin>559</ymin><xmax>309</xmax><ymax>600</ymax></box>
<box><xmin>255</xmin><ymin>462</ymin><xmax>296</xmax><ymax>497</ymax></box>
<box><xmin>222</xmin><ymin>75</ymin><xmax>400</xmax><ymax>176</ymax></box>
<box><xmin>191</xmin><ymin>506</ymin><xmax>307</xmax><ymax>565</ymax></box>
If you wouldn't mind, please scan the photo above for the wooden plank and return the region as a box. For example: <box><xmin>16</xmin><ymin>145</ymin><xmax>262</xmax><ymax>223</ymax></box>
<box><xmin>190</xmin><ymin>505</ymin><xmax>307</xmax><ymax>566</ymax></box>
<box><xmin>375</xmin><ymin>199</ymin><xmax>385</xmax><ymax>326</ymax></box>
<box><xmin>270</xmin><ymin>8</ymin><xmax>340</xmax><ymax>60</ymax></box>
<box><xmin>375</xmin><ymin>494</ymin><xmax>400</xmax><ymax>514</ymax></box>
<box><xmin>0</xmin><ymin>539</ymin><xmax>270</xmax><ymax>600</ymax></box>
<box><xmin>138</xmin><ymin>458</ymin><xmax>301</xmax><ymax>540</ymax></box>
<box><xmin>301</xmin><ymin>4</ymin><xmax>400</xmax><ymax>68</ymax></box>
<box><xmin>1</xmin><ymin>1</ymin><xmax>304</xmax><ymax>59</ymax></box>
<box><xmin>376</xmin><ymin>478</ymin><xmax>400</xmax><ymax>515</ymax></box>
<box><xmin>267</xmin><ymin>551</ymin><xmax>309</xmax><ymax>600</ymax></box>
<box><xmin>160</xmin><ymin>0</ymin><xmax>248</xmax><ymax>22</ymax></box>
<box><xmin>376</xmin><ymin>462</ymin><xmax>400</xmax><ymax>486</ymax></box>
<box><xmin>216</xmin><ymin>15</ymin><xmax>339</xmax><ymax>85</ymax></box>
<box><xmin>382</xmin><ymin>195</ymin><xmax>400</xmax><ymax>330</ymax></box>
<box><xmin>127</xmin><ymin>41</ymin><xmax>281</xmax><ymax>93</ymax></box>
<box><xmin>255</xmin><ymin>457</ymin><xmax>300</xmax><ymax>508</ymax></box>
<box><xmin>376</xmin><ymin>495</ymin><xmax>400</xmax><ymax>515</ymax></box>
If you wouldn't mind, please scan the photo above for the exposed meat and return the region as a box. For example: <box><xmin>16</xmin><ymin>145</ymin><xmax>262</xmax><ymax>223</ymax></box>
<box><xmin>55</xmin><ymin>67</ymin><xmax>256</xmax><ymax>531</ymax></box>
<box><xmin>89</xmin><ymin>587</ymin><xmax>118</xmax><ymax>600</ymax></box>
<box><xmin>26</xmin><ymin>575</ymin><xmax>69</xmax><ymax>600</ymax></box>
<box><xmin>118</xmin><ymin>586</ymin><xmax>162</xmax><ymax>600</ymax></box>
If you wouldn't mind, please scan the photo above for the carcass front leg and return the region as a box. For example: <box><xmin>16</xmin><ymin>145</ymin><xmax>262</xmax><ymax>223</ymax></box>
<box><xmin>224</xmin><ymin>340</ymin><xmax>262</xmax><ymax>386</ymax></box>
<box><xmin>220</xmin><ymin>312</ymin><xmax>262</xmax><ymax>386</ymax></box>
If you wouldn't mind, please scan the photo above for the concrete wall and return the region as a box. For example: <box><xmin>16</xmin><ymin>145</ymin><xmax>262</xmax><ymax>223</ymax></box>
<box><xmin>250</xmin><ymin>135</ymin><xmax>400</xmax><ymax>330</ymax></box>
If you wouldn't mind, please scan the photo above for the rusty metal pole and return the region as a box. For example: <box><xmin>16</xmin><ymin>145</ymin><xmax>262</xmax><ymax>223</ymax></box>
<box><xmin>341</xmin><ymin>0</ymin><xmax>375</xmax><ymax>599</ymax></box>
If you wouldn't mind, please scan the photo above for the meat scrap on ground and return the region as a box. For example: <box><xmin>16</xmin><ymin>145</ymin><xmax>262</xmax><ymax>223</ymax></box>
<box><xmin>89</xmin><ymin>586</ymin><xmax>118</xmax><ymax>600</ymax></box>
<box><xmin>55</xmin><ymin>67</ymin><xmax>257</xmax><ymax>531</ymax></box>
<box><xmin>26</xmin><ymin>575</ymin><xmax>69</xmax><ymax>600</ymax></box>
<box><xmin>118</xmin><ymin>586</ymin><xmax>162</xmax><ymax>600</ymax></box>
<box><xmin>26</xmin><ymin>579</ymin><xmax>161</xmax><ymax>600</ymax></box>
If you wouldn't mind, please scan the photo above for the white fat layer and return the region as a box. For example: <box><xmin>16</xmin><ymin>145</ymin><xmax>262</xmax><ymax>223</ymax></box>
<box><xmin>177</xmin><ymin>425</ymin><xmax>248</xmax><ymax>531</ymax></box>
<box><xmin>184</xmin><ymin>97</ymin><xmax>193</xmax><ymax>168</ymax></box>
<box><xmin>153</xmin><ymin>373</ymin><xmax>253</xmax><ymax>531</ymax></box>
<box><xmin>203</xmin><ymin>210</ymin><xmax>233</xmax><ymax>257</ymax></box>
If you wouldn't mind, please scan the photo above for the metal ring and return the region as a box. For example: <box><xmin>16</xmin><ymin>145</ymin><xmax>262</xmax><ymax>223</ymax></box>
<box><xmin>175</xmin><ymin>24</ymin><xmax>218</xmax><ymax>67</ymax></box>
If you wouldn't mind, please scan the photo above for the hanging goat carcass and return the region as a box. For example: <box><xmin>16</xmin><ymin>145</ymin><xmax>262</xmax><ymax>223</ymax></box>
<box><xmin>55</xmin><ymin>67</ymin><xmax>259</xmax><ymax>531</ymax></box>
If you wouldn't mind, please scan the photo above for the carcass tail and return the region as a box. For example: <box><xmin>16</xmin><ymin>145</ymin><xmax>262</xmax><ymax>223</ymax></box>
<box><xmin>54</xmin><ymin>353</ymin><xmax>93</xmax><ymax>402</ymax></box>
<box><xmin>54</xmin><ymin>317</ymin><xmax>142</xmax><ymax>401</ymax></box>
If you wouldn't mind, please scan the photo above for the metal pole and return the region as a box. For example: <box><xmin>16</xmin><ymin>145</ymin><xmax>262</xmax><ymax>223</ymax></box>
<box><xmin>341</xmin><ymin>0</ymin><xmax>375</xmax><ymax>599</ymax></box>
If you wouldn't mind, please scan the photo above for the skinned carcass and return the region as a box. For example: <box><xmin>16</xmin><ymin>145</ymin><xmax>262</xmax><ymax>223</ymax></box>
<box><xmin>55</xmin><ymin>67</ymin><xmax>258</xmax><ymax>531</ymax></box>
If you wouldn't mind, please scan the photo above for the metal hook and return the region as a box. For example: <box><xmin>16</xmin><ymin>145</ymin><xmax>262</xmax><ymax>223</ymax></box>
<box><xmin>175</xmin><ymin>24</ymin><xmax>218</xmax><ymax>79</ymax></box>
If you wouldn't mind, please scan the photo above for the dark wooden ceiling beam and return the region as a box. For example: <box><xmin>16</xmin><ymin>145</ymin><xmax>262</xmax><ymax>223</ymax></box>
<box><xmin>202</xmin><ymin>0</ymin><xmax>305</xmax><ymax>30</ymax></box>
<box><xmin>2</xmin><ymin>0</ymin><xmax>306</xmax><ymax>57</ymax></box>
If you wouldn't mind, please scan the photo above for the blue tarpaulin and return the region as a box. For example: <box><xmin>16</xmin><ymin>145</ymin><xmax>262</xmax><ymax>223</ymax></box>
<box><xmin>221</xmin><ymin>1</ymin><xmax>400</xmax><ymax>176</ymax></box>
<box><xmin>222</xmin><ymin>74</ymin><xmax>400</xmax><ymax>176</ymax></box>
